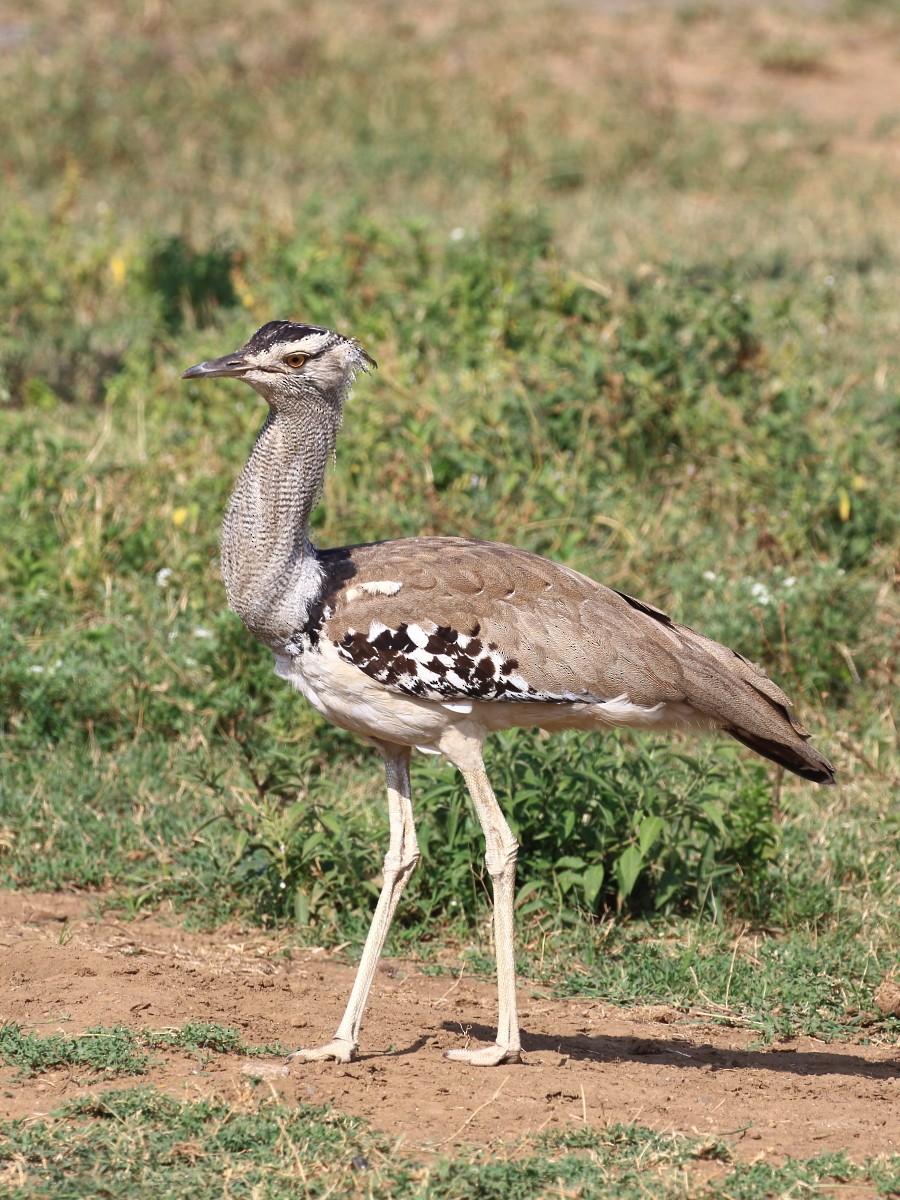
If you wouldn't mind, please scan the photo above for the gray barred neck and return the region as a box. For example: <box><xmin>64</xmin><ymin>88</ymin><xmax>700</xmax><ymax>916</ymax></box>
<box><xmin>220</xmin><ymin>407</ymin><xmax>335</xmax><ymax>649</ymax></box>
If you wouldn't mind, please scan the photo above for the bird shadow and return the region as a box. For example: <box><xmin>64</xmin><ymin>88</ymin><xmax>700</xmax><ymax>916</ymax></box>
<box><xmin>440</xmin><ymin>1022</ymin><xmax>900</xmax><ymax>1080</ymax></box>
<box><xmin>358</xmin><ymin>1036</ymin><xmax>431</xmax><ymax>1061</ymax></box>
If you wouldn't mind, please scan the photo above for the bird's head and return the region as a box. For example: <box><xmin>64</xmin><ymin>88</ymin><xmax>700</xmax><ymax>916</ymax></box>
<box><xmin>181</xmin><ymin>320</ymin><xmax>375</xmax><ymax>415</ymax></box>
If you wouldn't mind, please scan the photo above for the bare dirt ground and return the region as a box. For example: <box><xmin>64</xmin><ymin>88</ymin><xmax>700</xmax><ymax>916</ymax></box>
<box><xmin>1</xmin><ymin>892</ymin><xmax>896</xmax><ymax>1163</ymax></box>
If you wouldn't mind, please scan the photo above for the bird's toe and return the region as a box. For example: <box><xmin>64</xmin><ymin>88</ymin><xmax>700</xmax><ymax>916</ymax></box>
<box><xmin>287</xmin><ymin>1038</ymin><xmax>357</xmax><ymax>1065</ymax></box>
<box><xmin>444</xmin><ymin>1042</ymin><xmax>522</xmax><ymax>1067</ymax></box>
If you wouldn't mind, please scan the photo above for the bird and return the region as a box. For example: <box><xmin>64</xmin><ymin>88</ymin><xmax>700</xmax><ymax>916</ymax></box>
<box><xmin>182</xmin><ymin>319</ymin><xmax>836</xmax><ymax>1068</ymax></box>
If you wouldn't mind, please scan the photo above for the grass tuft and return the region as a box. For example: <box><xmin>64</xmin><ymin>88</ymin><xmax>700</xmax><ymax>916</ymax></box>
<box><xmin>0</xmin><ymin>1088</ymin><xmax>897</xmax><ymax>1199</ymax></box>
<box><xmin>0</xmin><ymin>1022</ymin><xmax>285</xmax><ymax>1080</ymax></box>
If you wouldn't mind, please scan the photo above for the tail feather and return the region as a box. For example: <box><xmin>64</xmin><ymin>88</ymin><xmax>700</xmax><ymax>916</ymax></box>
<box><xmin>680</xmin><ymin>640</ymin><xmax>838</xmax><ymax>785</ymax></box>
<box><xmin>616</xmin><ymin>590</ymin><xmax>837</xmax><ymax>786</ymax></box>
<box><xmin>726</xmin><ymin>726</ymin><xmax>837</xmax><ymax>784</ymax></box>
<box><xmin>680</xmin><ymin>639</ymin><xmax>838</xmax><ymax>785</ymax></box>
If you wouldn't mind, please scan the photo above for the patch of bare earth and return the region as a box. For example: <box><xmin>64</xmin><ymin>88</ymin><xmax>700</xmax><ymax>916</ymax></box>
<box><xmin>0</xmin><ymin>892</ymin><xmax>896</xmax><ymax>1163</ymax></box>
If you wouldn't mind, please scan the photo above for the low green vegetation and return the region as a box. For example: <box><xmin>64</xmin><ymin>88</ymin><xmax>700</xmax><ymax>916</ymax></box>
<box><xmin>1</xmin><ymin>209</ymin><xmax>895</xmax><ymax>947</ymax></box>
<box><xmin>0</xmin><ymin>1022</ymin><xmax>285</xmax><ymax>1080</ymax></box>
<box><xmin>541</xmin><ymin>924</ymin><xmax>897</xmax><ymax>1042</ymax></box>
<box><xmin>0</xmin><ymin>1024</ymin><xmax>150</xmax><ymax>1081</ymax></box>
<box><xmin>0</xmin><ymin>1088</ymin><xmax>897</xmax><ymax>1199</ymax></box>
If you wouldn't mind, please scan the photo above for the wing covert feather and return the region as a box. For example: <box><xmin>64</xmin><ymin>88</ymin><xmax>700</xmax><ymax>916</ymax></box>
<box><xmin>317</xmin><ymin>537</ymin><xmax>688</xmax><ymax>705</ymax></box>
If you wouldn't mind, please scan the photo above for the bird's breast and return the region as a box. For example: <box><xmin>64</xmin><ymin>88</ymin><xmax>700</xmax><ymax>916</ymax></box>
<box><xmin>273</xmin><ymin>639</ymin><xmax>461</xmax><ymax>746</ymax></box>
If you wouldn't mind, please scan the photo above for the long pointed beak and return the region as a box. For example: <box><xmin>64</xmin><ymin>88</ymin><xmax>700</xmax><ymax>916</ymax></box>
<box><xmin>181</xmin><ymin>352</ymin><xmax>249</xmax><ymax>380</ymax></box>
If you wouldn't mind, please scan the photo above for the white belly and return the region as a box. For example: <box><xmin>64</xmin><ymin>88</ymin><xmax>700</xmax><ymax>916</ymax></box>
<box><xmin>274</xmin><ymin>642</ymin><xmax>455</xmax><ymax>747</ymax></box>
<box><xmin>273</xmin><ymin>639</ymin><xmax>715</xmax><ymax>755</ymax></box>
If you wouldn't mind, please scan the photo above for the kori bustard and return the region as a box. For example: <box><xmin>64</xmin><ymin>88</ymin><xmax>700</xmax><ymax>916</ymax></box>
<box><xmin>183</xmin><ymin>320</ymin><xmax>835</xmax><ymax>1068</ymax></box>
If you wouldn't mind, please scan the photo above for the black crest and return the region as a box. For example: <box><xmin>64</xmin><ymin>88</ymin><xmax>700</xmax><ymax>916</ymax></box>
<box><xmin>245</xmin><ymin>320</ymin><xmax>336</xmax><ymax>353</ymax></box>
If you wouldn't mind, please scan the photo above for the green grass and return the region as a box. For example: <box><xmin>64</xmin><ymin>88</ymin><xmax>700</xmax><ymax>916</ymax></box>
<box><xmin>0</xmin><ymin>1022</ymin><xmax>286</xmax><ymax>1080</ymax></box>
<box><xmin>0</xmin><ymin>1024</ymin><xmax>150</xmax><ymax>1081</ymax></box>
<box><xmin>537</xmin><ymin>924</ymin><xmax>899</xmax><ymax>1042</ymax></box>
<box><xmin>0</xmin><ymin>1088</ymin><xmax>897</xmax><ymax>1199</ymax></box>
<box><xmin>0</xmin><ymin>216</ymin><xmax>895</xmax><ymax>940</ymax></box>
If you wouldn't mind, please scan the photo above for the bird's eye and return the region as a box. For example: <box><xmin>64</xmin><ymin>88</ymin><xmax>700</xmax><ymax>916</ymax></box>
<box><xmin>284</xmin><ymin>352</ymin><xmax>307</xmax><ymax>368</ymax></box>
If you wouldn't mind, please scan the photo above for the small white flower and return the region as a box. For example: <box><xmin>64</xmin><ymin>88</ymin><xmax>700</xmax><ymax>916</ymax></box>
<box><xmin>156</xmin><ymin>567</ymin><xmax>173</xmax><ymax>588</ymax></box>
<box><xmin>703</xmin><ymin>570</ymin><xmax>718</xmax><ymax>582</ymax></box>
<box><xmin>782</xmin><ymin>576</ymin><xmax>797</xmax><ymax>589</ymax></box>
<box><xmin>279</xmin><ymin>881</ymin><xmax>287</xmax><ymax>890</ymax></box>
<box><xmin>28</xmin><ymin>660</ymin><xmax>62</xmax><ymax>675</ymax></box>
<box><xmin>450</xmin><ymin>227</ymin><xmax>466</xmax><ymax>241</ymax></box>
<box><xmin>192</xmin><ymin>626</ymin><xmax>214</xmax><ymax>640</ymax></box>
<box><xmin>748</xmin><ymin>581</ymin><xmax>772</xmax><ymax>606</ymax></box>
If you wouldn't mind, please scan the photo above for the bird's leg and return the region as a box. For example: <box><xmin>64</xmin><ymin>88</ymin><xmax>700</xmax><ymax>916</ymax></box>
<box><xmin>440</xmin><ymin>729</ymin><xmax>522</xmax><ymax>1067</ymax></box>
<box><xmin>288</xmin><ymin>743</ymin><xmax>419</xmax><ymax>1064</ymax></box>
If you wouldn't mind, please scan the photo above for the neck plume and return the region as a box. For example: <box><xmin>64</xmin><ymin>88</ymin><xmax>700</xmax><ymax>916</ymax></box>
<box><xmin>221</xmin><ymin>403</ymin><xmax>340</xmax><ymax>648</ymax></box>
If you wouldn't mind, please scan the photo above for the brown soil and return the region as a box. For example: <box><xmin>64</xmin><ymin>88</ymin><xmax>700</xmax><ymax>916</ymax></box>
<box><xmin>1</xmin><ymin>891</ymin><xmax>896</xmax><ymax>1163</ymax></box>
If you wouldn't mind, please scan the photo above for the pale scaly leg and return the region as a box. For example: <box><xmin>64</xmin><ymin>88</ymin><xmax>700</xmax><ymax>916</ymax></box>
<box><xmin>440</xmin><ymin>728</ymin><xmax>522</xmax><ymax>1066</ymax></box>
<box><xmin>289</xmin><ymin>742</ymin><xmax>419</xmax><ymax>1064</ymax></box>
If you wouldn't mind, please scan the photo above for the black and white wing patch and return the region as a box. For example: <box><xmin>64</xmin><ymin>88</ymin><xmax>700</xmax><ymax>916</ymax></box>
<box><xmin>335</xmin><ymin>620</ymin><xmax>587</xmax><ymax>704</ymax></box>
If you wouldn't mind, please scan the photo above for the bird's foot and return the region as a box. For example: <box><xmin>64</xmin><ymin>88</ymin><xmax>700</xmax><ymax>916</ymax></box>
<box><xmin>444</xmin><ymin>1042</ymin><xmax>522</xmax><ymax>1067</ymax></box>
<box><xmin>286</xmin><ymin>1037</ymin><xmax>357</xmax><ymax>1065</ymax></box>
